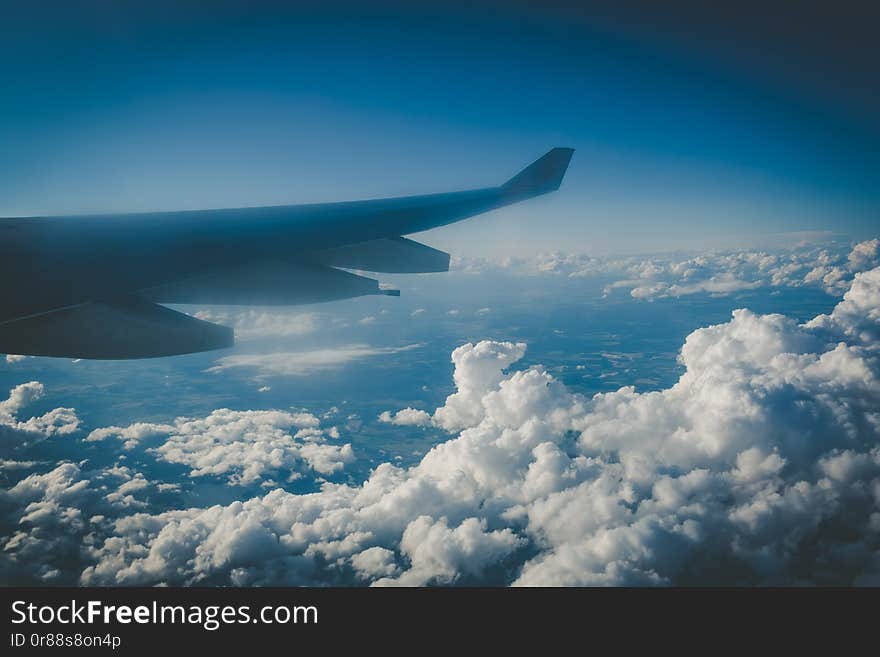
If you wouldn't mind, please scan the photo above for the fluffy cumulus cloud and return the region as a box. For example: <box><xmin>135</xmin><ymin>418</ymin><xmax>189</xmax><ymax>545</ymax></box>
<box><xmin>378</xmin><ymin>408</ymin><xmax>433</xmax><ymax>427</ymax></box>
<box><xmin>62</xmin><ymin>268</ymin><xmax>880</xmax><ymax>586</ymax></box>
<box><xmin>0</xmin><ymin>463</ymin><xmax>92</xmax><ymax>582</ymax></box>
<box><xmin>86</xmin><ymin>409</ymin><xmax>353</xmax><ymax>485</ymax></box>
<box><xmin>806</xmin><ymin>265</ymin><xmax>880</xmax><ymax>345</ymax></box>
<box><xmin>84</xmin><ymin>422</ymin><xmax>174</xmax><ymax>451</ymax></box>
<box><xmin>0</xmin><ymin>462</ymin><xmax>167</xmax><ymax>583</ymax></box>
<box><xmin>0</xmin><ymin>381</ymin><xmax>79</xmax><ymax>442</ymax></box>
<box><xmin>457</xmin><ymin>239</ymin><xmax>880</xmax><ymax>301</ymax></box>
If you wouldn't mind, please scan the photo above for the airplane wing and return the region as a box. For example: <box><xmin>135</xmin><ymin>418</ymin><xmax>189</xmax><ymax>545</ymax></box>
<box><xmin>0</xmin><ymin>147</ymin><xmax>573</xmax><ymax>359</ymax></box>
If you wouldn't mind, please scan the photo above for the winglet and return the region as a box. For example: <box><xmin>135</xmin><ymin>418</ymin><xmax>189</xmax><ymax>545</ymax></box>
<box><xmin>502</xmin><ymin>147</ymin><xmax>574</xmax><ymax>198</ymax></box>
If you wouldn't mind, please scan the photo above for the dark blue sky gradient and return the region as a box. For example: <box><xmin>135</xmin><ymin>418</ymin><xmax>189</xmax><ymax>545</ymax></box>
<box><xmin>1</xmin><ymin>1</ymin><xmax>877</xmax><ymax>253</ymax></box>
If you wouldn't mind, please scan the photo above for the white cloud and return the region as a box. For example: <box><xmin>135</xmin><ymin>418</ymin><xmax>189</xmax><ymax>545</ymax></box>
<box><xmin>0</xmin><ymin>382</ymin><xmax>42</xmax><ymax>418</ymax></box>
<box><xmin>806</xmin><ymin>268</ymin><xmax>880</xmax><ymax>344</ymax></box>
<box><xmin>848</xmin><ymin>238</ymin><xmax>879</xmax><ymax>272</ymax></box>
<box><xmin>1</xmin><ymin>463</ymin><xmax>92</xmax><ymax>582</ymax></box>
<box><xmin>456</xmin><ymin>239</ymin><xmax>880</xmax><ymax>300</ymax></box>
<box><xmin>351</xmin><ymin>546</ymin><xmax>399</xmax><ymax>580</ymax></box>
<box><xmin>207</xmin><ymin>344</ymin><xmax>420</xmax><ymax>377</ymax></box>
<box><xmin>378</xmin><ymin>516</ymin><xmax>522</xmax><ymax>586</ymax></box>
<box><xmin>0</xmin><ymin>459</ymin><xmax>42</xmax><ymax>471</ymax></box>
<box><xmin>0</xmin><ymin>382</ymin><xmax>79</xmax><ymax>441</ymax></box>
<box><xmin>88</xmin><ymin>409</ymin><xmax>352</xmax><ymax>486</ymax></box>
<box><xmin>0</xmin><ymin>462</ymin><xmax>164</xmax><ymax>583</ymax></box>
<box><xmin>432</xmin><ymin>341</ymin><xmax>528</xmax><ymax>432</ymax></box>
<box><xmin>632</xmin><ymin>273</ymin><xmax>761</xmax><ymax>299</ymax></box>
<box><xmin>612</xmin><ymin>239</ymin><xmax>879</xmax><ymax>299</ymax></box>
<box><xmin>103</xmin><ymin>468</ymin><xmax>154</xmax><ymax>509</ymax></box>
<box><xmin>192</xmin><ymin>309</ymin><xmax>320</xmax><ymax>339</ymax></box>
<box><xmin>85</xmin><ymin>422</ymin><xmax>174</xmax><ymax>450</ymax></box>
<box><xmin>74</xmin><ymin>267</ymin><xmax>880</xmax><ymax>586</ymax></box>
<box><xmin>4</xmin><ymin>354</ymin><xmax>27</xmax><ymax>364</ymax></box>
<box><xmin>378</xmin><ymin>408</ymin><xmax>432</xmax><ymax>427</ymax></box>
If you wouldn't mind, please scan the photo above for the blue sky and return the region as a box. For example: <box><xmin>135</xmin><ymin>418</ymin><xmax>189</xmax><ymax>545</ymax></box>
<box><xmin>1</xmin><ymin>1</ymin><xmax>877</xmax><ymax>254</ymax></box>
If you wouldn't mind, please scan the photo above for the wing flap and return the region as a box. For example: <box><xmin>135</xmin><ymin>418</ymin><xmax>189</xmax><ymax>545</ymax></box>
<box><xmin>307</xmin><ymin>237</ymin><xmax>450</xmax><ymax>273</ymax></box>
<box><xmin>0</xmin><ymin>298</ymin><xmax>233</xmax><ymax>359</ymax></box>
<box><xmin>144</xmin><ymin>261</ymin><xmax>397</xmax><ymax>305</ymax></box>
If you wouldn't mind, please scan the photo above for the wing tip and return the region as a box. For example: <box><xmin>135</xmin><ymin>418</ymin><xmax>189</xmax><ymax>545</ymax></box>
<box><xmin>502</xmin><ymin>147</ymin><xmax>575</xmax><ymax>197</ymax></box>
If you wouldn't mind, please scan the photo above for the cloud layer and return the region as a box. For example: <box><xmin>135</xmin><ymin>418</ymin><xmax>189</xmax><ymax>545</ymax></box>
<box><xmin>52</xmin><ymin>267</ymin><xmax>879</xmax><ymax>586</ymax></box>
<box><xmin>457</xmin><ymin>239</ymin><xmax>880</xmax><ymax>300</ymax></box>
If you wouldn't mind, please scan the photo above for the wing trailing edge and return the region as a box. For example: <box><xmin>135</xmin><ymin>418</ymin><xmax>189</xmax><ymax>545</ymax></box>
<box><xmin>144</xmin><ymin>261</ymin><xmax>397</xmax><ymax>306</ymax></box>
